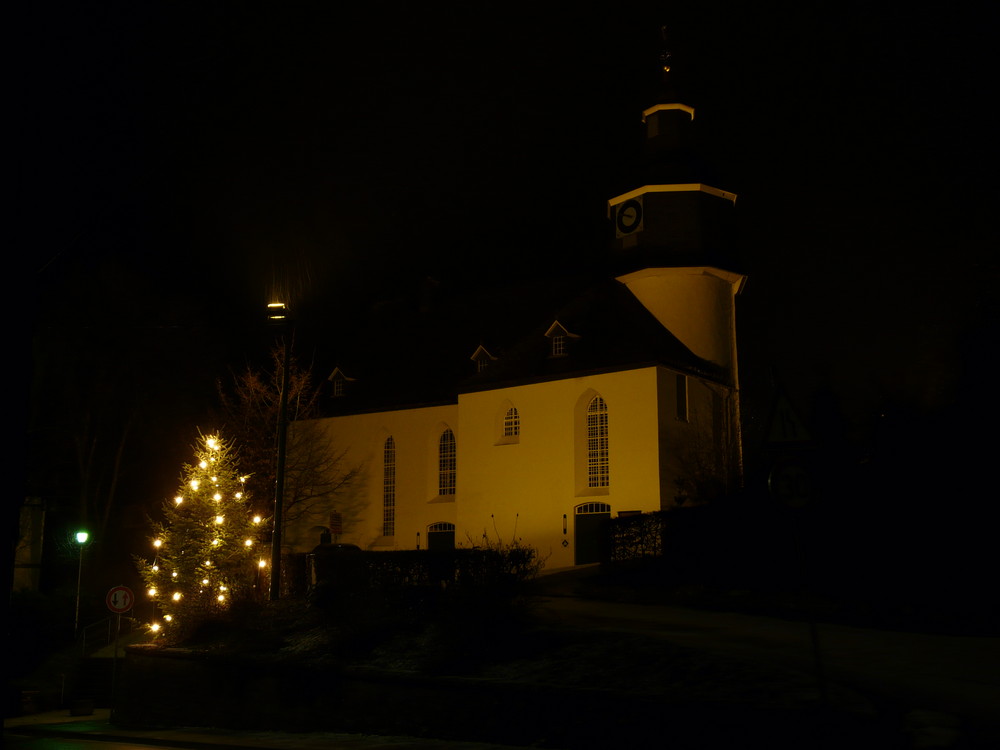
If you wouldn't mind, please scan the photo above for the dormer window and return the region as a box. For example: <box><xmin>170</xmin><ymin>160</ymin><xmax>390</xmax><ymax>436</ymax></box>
<box><xmin>327</xmin><ymin>367</ymin><xmax>355</xmax><ymax>398</ymax></box>
<box><xmin>552</xmin><ymin>335</ymin><xmax>566</xmax><ymax>357</ymax></box>
<box><xmin>544</xmin><ymin>321</ymin><xmax>578</xmax><ymax>358</ymax></box>
<box><xmin>470</xmin><ymin>345</ymin><xmax>497</xmax><ymax>374</ymax></box>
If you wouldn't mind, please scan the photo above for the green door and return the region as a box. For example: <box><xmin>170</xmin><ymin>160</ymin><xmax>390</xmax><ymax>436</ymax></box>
<box><xmin>427</xmin><ymin>522</ymin><xmax>455</xmax><ymax>551</ymax></box>
<box><xmin>574</xmin><ymin>503</ymin><xmax>611</xmax><ymax>564</ymax></box>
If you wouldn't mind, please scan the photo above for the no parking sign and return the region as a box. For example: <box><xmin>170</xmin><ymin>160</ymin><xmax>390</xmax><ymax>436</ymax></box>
<box><xmin>106</xmin><ymin>585</ymin><xmax>134</xmax><ymax>613</ymax></box>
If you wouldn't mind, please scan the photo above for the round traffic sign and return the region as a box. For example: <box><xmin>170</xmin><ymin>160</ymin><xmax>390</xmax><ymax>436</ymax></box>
<box><xmin>768</xmin><ymin>459</ymin><xmax>813</xmax><ymax>508</ymax></box>
<box><xmin>106</xmin><ymin>585</ymin><xmax>134</xmax><ymax>613</ymax></box>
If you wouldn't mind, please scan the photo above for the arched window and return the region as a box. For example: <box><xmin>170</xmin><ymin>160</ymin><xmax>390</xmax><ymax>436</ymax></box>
<box><xmin>503</xmin><ymin>407</ymin><xmax>520</xmax><ymax>437</ymax></box>
<box><xmin>439</xmin><ymin>429</ymin><xmax>456</xmax><ymax>495</ymax></box>
<box><xmin>382</xmin><ymin>437</ymin><xmax>396</xmax><ymax>536</ymax></box>
<box><xmin>586</xmin><ymin>396</ymin><xmax>609</xmax><ymax>488</ymax></box>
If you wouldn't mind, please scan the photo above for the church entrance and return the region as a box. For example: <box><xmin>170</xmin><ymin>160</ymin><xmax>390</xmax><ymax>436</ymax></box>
<box><xmin>574</xmin><ymin>502</ymin><xmax>611</xmax><ymax>565</ymax></box>
<box><xmin>427</xmin><ymin>522</ymin><xmax>455</xmax><ymax>551</ymax></box>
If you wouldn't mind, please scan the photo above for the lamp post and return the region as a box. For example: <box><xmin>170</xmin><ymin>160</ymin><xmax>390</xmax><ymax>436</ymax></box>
<box><xmin>74</xmin><ymin>531</ymin><xmax>89</xmax><ymax>635</ymax></box>
<box><xmin>266</xmin><ymin>302</ymin><xmax>291</xmax><ymax>600</ymax></box>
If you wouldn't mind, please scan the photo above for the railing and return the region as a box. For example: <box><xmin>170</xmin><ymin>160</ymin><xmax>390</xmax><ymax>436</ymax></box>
<box><xmin>79</xmin><ymin>615</ymin><xmax>141</xmax><ymax>656</ymax></box>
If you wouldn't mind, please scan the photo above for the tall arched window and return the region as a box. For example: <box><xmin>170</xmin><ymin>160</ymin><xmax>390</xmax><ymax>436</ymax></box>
<box><xmin>382</xmin><ymin>437</ymin><xmax>396</xmax><ymax>536</ymax></box>
<box><xmin>586</xmin><ymin>396</ymin><xmax>609</xmax><ymax>488</ymax></box>
<box><xmin>503</xmin><ymin>407</ymin><xmax>520</xmax><ymax>437</ymax></box>
<box><xmin>439</xmin><ymin>429</ymin><xmax>456</xmax><ymax>495</ymax></box>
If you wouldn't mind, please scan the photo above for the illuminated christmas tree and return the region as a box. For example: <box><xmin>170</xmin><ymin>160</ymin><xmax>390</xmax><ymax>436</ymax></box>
<box><xmin>137</xmin><ymin>433</ymin><xmax>266</xmax><ymax>642</ymax></box>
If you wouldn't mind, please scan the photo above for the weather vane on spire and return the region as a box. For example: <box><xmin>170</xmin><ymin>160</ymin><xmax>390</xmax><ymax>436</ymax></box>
<box><xmin>655</xmin><ymin>24</ymin><xmax>678</xmax><ymax>101</ymax></box>
<box><xmin>659</xmin><ymin>25</ymin><xmax>673</xmax><ymax>78</ymax></box>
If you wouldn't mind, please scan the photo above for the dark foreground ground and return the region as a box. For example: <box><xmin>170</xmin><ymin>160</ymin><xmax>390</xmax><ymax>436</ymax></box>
<box><xmin>8</xmin><ymin>566</ymin><xmax>1000</xmax><ymax>749</ymax></box>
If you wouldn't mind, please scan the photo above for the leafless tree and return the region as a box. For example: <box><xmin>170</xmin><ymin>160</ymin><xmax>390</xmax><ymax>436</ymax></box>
<box><xmin>215</xmin><ymin>345</ymin><xmax>364</xmax><ymax>536</ymax></box>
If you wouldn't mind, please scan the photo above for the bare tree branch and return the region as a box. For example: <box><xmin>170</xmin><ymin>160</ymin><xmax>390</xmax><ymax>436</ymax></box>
<box><xmin>215</xmin><ymin>345</ymin><xmax>365</xmax><ymax>541</ymax></box>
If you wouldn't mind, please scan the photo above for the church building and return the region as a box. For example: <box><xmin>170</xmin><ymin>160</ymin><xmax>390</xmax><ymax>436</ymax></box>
<box><xmin>284</xmin><ymin>60</ymin><xmax>747</xmax><ymax>570</ymax></box>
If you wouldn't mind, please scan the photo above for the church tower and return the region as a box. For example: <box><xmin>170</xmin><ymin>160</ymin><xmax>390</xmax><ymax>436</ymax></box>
<box><xmin>610</xmin><ymin>30</ymin><xmax>746</xmax><ymax>384</ymax></box>
<box><xmin>609</xmin><ymin>30</ymin><xmax>747</xmax><ymax>494</ymax></box>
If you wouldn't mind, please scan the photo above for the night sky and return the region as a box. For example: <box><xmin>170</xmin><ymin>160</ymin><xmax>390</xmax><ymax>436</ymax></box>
<box><xmin>16</xmin><ymin>3</ymin><xmax>998</xmax><ymax>577</ymax></box>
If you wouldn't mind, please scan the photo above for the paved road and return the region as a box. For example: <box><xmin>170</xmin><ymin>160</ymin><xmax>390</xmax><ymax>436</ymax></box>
<box><xmin>9</xmin><ymin>569</ymin><xmax>998</xmax><ymax>748</ymax></box>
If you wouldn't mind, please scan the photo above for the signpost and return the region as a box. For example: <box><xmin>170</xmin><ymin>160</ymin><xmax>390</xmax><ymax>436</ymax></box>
<box><xmin>105</xmin><ymin>586</ymin><xmax>134</xmax><ymax>714</ymax></box>
<box><xmin>329</xmin><ymin>511</ymin><xmax>343</xmax><ymax>542</ymax></box>
<box><xmin>764</xmin><ymin>386</ymin><xmax>827</xmax><ymax>706</ymax></box>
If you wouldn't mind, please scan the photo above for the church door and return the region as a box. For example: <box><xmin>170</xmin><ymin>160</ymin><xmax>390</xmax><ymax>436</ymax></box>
<box><xmin>574</xmin><ymin>502</ymin><xmax>611</xmax><ymax>565</ymax></box>
<box><xmin>427</xmin><ymin>522</ymin><xmax>456</xmax><ymax>551</ymax></box>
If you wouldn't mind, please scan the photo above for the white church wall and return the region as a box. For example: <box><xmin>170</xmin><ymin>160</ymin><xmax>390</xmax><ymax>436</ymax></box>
<box><xmin>657</xmin><ymin>370</ymin><xmax>736</xmax><ymax>506</ymax></box>
<box><xmin>284</xmin><ymin>367</ymin><xmax>732</xmax><ymax>569</ymax></box>
<box><xmin>283</xmin><ymin>403</ymin><xmax>458</xmax><ymax>554</ymax></box>
<box><xmin>457</xmin><ymin>367</ymin><xmax>664</xmax><ymax>569</ymax></box>
<box><xmin>618</xmin><ymin>267</ymin><xmax>742</xmax><ymax>375</ymax></box>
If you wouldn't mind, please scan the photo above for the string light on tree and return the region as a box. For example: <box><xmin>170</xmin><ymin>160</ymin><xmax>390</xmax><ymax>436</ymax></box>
<box><xmin>135</xmin><ymin>432</ymin><xmax>267</xmax><ymax>642</ymax></box>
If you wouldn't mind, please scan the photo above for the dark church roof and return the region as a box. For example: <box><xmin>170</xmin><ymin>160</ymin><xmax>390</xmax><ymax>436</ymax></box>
<box><xmin>320</xmin><ymin>272</ymin><xmax>724</xmax><ymax>416</ymax></box>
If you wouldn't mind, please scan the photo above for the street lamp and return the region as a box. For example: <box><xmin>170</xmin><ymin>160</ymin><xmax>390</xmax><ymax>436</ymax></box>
<box><xmin>266</xmin><ymin>302</ymin><xmax>291</xmax><ymax>600</ymax></box>
<box><xmin>74</xmin><ymin>531</ymin><xmax>89</xmax><ymax>635</ymax></box>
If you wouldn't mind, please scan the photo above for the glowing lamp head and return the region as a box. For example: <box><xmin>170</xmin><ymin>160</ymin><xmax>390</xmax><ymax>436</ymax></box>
<box><xmin>267</xmin><ymin>301</ymin><xmax>288</xmax><ymax>320</ymax></box>
<box><xmin>75</xmin><ymin>531</ymin><xmax>89</xmax><ymax>544</ymax></box>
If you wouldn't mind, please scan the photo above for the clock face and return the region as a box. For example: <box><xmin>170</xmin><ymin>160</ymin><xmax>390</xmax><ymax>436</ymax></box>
<box><xmin>615</xmin><ymin>198</ymin><xmax>643</xmax><ymax>235</ymax></box>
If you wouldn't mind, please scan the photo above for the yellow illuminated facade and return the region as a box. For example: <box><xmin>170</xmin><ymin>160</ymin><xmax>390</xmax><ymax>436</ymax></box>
<box><xmin>283</xmin><ymin>266</ymin><xmax>744</xmax><ymax>568</ymax></box>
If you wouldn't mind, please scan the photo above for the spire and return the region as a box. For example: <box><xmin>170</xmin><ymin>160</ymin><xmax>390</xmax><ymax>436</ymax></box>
<box><xmin>655</xmin><ymin>25</ymin><xmax>678</xmax><ymax>104</ymax></box>
<box><xmin>642</xmin><ymin>25</ymin><xmax>697</xmax><ymax>183</ymax></box>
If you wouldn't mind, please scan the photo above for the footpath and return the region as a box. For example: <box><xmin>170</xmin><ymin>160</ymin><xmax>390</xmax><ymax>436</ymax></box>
<box><xmin>4</xmin><ymin>709</ymin><xmax>521</xmax><ymax>749</ymax></box>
